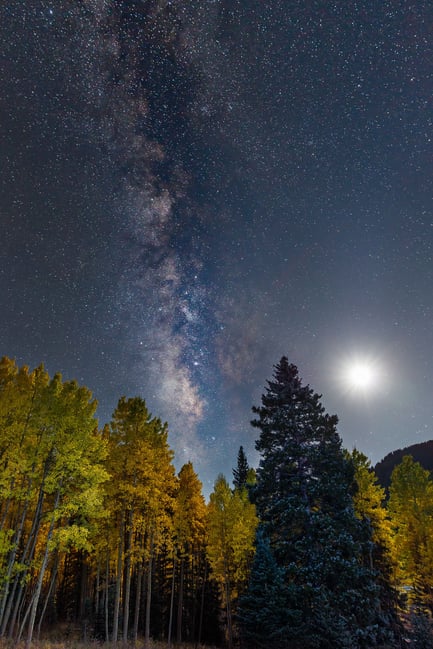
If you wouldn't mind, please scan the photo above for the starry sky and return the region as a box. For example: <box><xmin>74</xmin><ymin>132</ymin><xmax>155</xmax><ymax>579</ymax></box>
<box><xmin>1</xmin><ymin>0</ymin><xmax>432</xmax><ymax>494</ymax></box>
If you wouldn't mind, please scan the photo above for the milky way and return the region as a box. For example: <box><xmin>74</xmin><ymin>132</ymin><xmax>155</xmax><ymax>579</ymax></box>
<box><xmin>1</xmin><ymin>1</ymin><xmax>432</xmax><ymax>493</ymax></box>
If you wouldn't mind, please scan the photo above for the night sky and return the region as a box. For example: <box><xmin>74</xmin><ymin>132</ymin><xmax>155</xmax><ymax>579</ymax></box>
<box><xmin>1</xmin><ymin>1</ymin><xmax>432</xmax><ymax>495</ymax></box>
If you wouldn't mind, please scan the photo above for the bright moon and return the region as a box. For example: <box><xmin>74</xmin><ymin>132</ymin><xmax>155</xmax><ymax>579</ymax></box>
<box><xmin>346</xmin><ymin>362</ymin><xmax>376</xmax><ymax>390</ymax></box>
<box><xmin>336</xmin><ymin>353</ymin><xmax>385</xmax><ymax>397</ymax></box>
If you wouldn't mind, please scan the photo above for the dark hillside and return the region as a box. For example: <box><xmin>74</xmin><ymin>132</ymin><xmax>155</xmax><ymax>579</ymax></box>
<box><xmin>374</xmin><ymin>440</ymin><xmax>433</xmax><ymax>489</ymax></box>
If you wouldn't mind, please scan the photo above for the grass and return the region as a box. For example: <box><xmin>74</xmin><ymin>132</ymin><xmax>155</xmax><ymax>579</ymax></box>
<box><xmin>0</xmin><ymin>639</ymin><xmax>219</xmax><ymax>649</ymax></box>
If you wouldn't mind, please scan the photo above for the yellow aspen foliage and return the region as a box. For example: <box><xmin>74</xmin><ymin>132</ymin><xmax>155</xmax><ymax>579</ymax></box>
<box><xmin>388</xmin><ymin>455</ymin><xmax>433</xmax><ymax>608</ymax></box>
<box><xmin>206</xmin><ymin>474</ymin><xmax>257</xmax><ymax>648</ymax></box>
<box><xmin>349</xmin><ymin>448</ymin><xmax>394</xmax><ymax>557</ymax></box>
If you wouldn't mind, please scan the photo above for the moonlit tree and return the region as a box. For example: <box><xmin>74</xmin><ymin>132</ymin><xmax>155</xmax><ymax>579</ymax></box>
<box><xmin>245</xmin><ymin>357</ymin><xmax>395</xmax><ymax>649</ymax></box>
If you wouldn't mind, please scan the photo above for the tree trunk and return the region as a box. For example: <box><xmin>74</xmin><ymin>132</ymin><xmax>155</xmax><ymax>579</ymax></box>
<box><xmin>133</xmin><ymin>562</ymin><xmax>143</xmax><ymax>642</ymax></box>
<box><xmin>0</xmin><ymin>481</ymin><xmax>14</xmax><ymax>533</ymax></box>
<box><xmin>197</xmin><ymin>561</ymin><xmax>207</xmax><ymax>649</ymax></box>
<box><xmin>36</xmin><ymin>553</ymin><xmax>58</xmax><ymax>640</ymax></box>
<box><xmin>122</xmin><ymin>509</ymin><xmax>133</xmax><ymax>645</ymax></box>
<box><xmin>0</xmin><ymin>479</ymin><xmax>31</xmax><ymax>630</ymax></box>
<box><xmin>79</xmin><ymin>552</ymin><xmax>88</xmax><ymax>640</ymax></box>
<box><xmin>223</xmin><ymin>557</ymin><xmax>233</xmax><ymax>649</ymax></box>
<box><xmin>112</xmin><ymin>513</ymin><xmax>124</xmax><ymax>643</ymax></box>
<box><xmin>144</xmin><ymin>536</ymin><xmax>154</xmax><ymax>649</ymax></box>
<box><xmin>168</xmin><ymin>553</ymin><xmax>176</xmax><ymax>647</ymax></box>
<box><xmin>191</xmin><ymin>553</ymin><xmax>197</xmax><ymax>644</ymax></box>
<box><xmin>104</xmin><ymin>551</ymin><xmax>110</xmax><ymax>643</ymax></box>
<box><xmin>25</xmin><ymin>487</ymin><xmax>61</xmax><ymax>649</ymax></box>
<box><xmin>177</xmin><ymin>556</ymin><xmax>184</xmax><ymax>643</ymax></box>
<box><xmin>95</xmin><ymin>559</ymin><xmax>100</xmax><ymax>629</ymax></box>
<box><xmin>3</xmin><ymin>477</ymin><xmax>46</xmax><ymax>637</ymax></box>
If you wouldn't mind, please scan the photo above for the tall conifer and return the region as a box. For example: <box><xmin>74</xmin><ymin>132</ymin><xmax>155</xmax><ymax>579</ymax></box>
<box><xmin>233</xmin><ymin>446</ymin><xmax>250</xmax><ymax>491</ymax></box>
<box><xmin>245</xmin><ymin>357</ymin><xmax>393</xmax><ymax>648</ymax></box>
<box><xmin>238</xmin><ymin>528</ymin><xmax>290</xmax><ymax>649</ymax></box>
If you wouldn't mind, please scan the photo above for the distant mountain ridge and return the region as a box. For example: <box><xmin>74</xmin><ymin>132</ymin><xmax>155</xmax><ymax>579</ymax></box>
<box><xmin>374</xmin><ymin>439</ymin><xmax>433</xmax><ymax>489</ymax></box>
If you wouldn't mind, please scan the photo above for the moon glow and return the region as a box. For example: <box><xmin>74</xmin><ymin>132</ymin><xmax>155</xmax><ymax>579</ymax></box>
<box><xmin>336</xmin><ymin>353</ymin><xmax>385</xmax><ymax>397</ymax></box>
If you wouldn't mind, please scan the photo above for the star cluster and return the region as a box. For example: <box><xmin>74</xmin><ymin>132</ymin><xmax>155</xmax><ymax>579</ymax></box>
<box><xmin>1</xmin><ymin>0</ymin><xmax>432</xmax><ymax>491</ymax></box>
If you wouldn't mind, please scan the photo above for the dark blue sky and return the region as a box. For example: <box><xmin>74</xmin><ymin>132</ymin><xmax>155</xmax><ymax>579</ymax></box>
<box><xmin>1</xmin><ymin>0</ymin><xmax>431</xmax><ymax>494</ymax></box>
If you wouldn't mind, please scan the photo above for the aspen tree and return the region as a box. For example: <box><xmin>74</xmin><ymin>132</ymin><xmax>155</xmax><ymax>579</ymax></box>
<box><xmin>207</xmin><ymin>475</ymin><xmax>257</xmax><ymax>649</ymax></box>
<box><xmin>0</xmin><ymin>359</ymin><xmax>107</xmax><ymax>646</ymax></box>
<box><xmin>171</xmin><ymin>462</ymin><xmax>206</xmax><ymax>644</ymax></box>
<box><xmin>388</xmin><ymin>455</ymin><xmax>433</xmax><ymax>609</ymax></box>
<box><xmin>105</xmin><ymin>396</ymin><xmax>176</xmax><ymax>644</ymax></box>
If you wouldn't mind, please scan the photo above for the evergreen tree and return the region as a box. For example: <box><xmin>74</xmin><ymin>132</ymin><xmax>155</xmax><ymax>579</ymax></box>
<box><xmin>408</xmin><ymin>611</ymin><xmax>433</xmax><ymax>649</ymax></box>
<box><xmin>246</xmin><ymin>357</ymin><xmax>392</xmax><ymax>649</ymax></box>
<box><xmin>238</xmin><ymin>527</ymin><xmax>290</xmax><ymax>649</ymax></box>
<box><xmin>233</xmin><ymin>446</ymin><xmax>249</xmax><ymax>491</ymax></box>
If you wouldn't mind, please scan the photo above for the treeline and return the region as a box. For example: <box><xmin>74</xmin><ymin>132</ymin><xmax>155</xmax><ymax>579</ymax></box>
<box><xmin>1</xmin><ymin>355</ymin><xmax>433</xmax><ymax>649</ymax></box>
<box><xmin>0</xmin><ymin>357</ymin><xmax>256</xmax><ymax>648</ymax></box>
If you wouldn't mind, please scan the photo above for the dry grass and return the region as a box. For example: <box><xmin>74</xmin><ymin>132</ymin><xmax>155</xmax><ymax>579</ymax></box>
<box><xmin>0</xmin><ymin>621</ymin><xmax>220</xmax><ymax>649</ymax></box>
<box><xmin>0</xmin><ymin>639</ymin><xmax>218</xmax><ymax>649</ymax></box>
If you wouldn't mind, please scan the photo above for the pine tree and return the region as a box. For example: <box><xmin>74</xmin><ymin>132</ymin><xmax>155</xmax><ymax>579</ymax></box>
<box><xmin>238</xmin><ymin>527</ymin><xmax>290</xmax><ymax>649</ymax></box>
<box><xmin>246</xmin><ymin>357</ymin><xmax>392</xmax><ymax>648</ymax></box>
<box><xmin>233</xmin><ymin>446</ymin><xmax>249</xmax><ymax>491</ymax></box>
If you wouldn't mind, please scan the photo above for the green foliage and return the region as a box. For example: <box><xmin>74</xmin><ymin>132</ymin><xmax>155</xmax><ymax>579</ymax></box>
<box><xmin>238</xmin><ymin>528</ymin><xmax>291</xmax><ymax>649</ymax></box>
<box><xmin>232</xmin><ymin>446</ymin><xmax>250</xmax><ymax>491</ymax></box>
<box><xmin>245</xmin><ymin>357</ymin><xmax>392</xmax><ymax>649</ymax></box>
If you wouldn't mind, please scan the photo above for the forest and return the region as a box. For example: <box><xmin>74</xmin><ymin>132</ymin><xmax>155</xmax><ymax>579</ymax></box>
<box><xmin>0</xmin><ymin>355</ymin><xmax>433</xmax><ymax>649</ymax></box>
